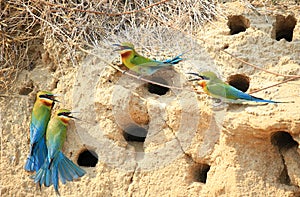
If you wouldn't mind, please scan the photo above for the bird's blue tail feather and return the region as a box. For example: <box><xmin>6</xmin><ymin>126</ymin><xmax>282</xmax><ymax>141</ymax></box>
<box><xmin>239</xmin><ymin>92</ymin><xmax>286</xmax><ymax>103</ymax></box>
<box><xmin>24</xmin><ymin>137</ymin><xmax>47</xmax><ymax>172</ymax></box>
<box><xmin>33</xmin><ymin>151</ymin><xmax>86</xmax><ymax>195</ymax></box>
<box><xmin>162</xmin><ymin>54</ymin><xmax>183</xmax><ymax>64</ymax></box>
<box><xmin>238</xmin><ymin>92</ymin><xmax>277</xmax><ymax>103</ymax></box>
<box><xmin>249</xmin><ymin>96</ymin><xmax>276</xmax><ymax>103</ymax></box>
<box><xmin>231</xmin><ymin>87</ymin><xmax>279</xmax><ymax>103</ymax></box>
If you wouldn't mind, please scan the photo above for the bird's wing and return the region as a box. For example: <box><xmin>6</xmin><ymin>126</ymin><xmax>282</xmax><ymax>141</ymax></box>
<box><xmin>209</xmin><ymin>83</ymin><xmax>272</xmax><ymax>102</ymax></box>
<box><xmin>131</xmin><ymin>54</ymin><xmax>153</xmax><ymax>65</ymax></box>
<box><xmin>206</xmin><ymin>82</ymin><xmax>248</xmax><ymax>99</ymax></box>
<box><xmin>206</xmin><ymin>82</ymin><xmax>233</xmax><ymax>99</ymax></box>
<box><xmin>30</xmin><ymin>114</ymin><xmax>49</xmax><ymax>143</ymax></box>
<box><xmin>131</xmin><ymin>54</ymin><xmax>174</xmax><ymax>67</ymax></box>
<box><xmin>209</xmin><ymin>83</ymin><xmax>283</xmax><ymax>103</ymax></box>
<box><xmin>223</xmin><ymin>85</ymin><xmax>254</xmax><ymax>100</ymax></box>
<box><xmin>46</xmin><ymin>118</ymin><xmax>67</xmax><ymax>158</ymax></box>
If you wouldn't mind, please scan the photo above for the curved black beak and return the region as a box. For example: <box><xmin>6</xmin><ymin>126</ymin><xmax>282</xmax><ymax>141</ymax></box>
<box><xmin>60</xmin><ymin>111</ymin><xmax>80</xmax><ymax>120</ymax></box>
<box><xmin>113</xmin><ymin>44</ymin><xmax>121</xmax><ymax>52</ymax></box>
<box><xmin>113</xmin><ymin>44</ymin><xmax>133</xmax><ymax>52</ymax></box>
<box><xmin>186</xmin><ymin>72</ymin><xmax>204</xmax><ymax>81</ymax></box>
<box><xmin>67</xmin><ymin>112</ymin><xmax>80</xmax><ymax>120</ymax></box>
<box><xmin>49</xmin><ymin>94</ymin><xmax>60</xmax><ymax>103</ymax></box>
<box><xmin>51</xmin><ymin>97</ymin><xmax>60</xmax><ymax>103</ymax></box>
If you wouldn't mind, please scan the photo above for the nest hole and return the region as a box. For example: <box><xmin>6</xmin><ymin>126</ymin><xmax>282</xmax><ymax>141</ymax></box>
<box><xmin>19</xmin><ymin>81</ymin><xmax>34</xmax><ymax>95</ymax></box>
<box><xmin>222</xmin><ymin>44</ymin><xmax>229</xmax><ymax>49</ymax></box>
<box><xmin>50</xmin><ymin>79</ymin><xmax>59</xmax><ymax>90</ymax></box>
<box><xmin>123</xmin><ymin>125</ymin><xmax>148</xmax><ymax>142</ymax></box>
<box><xmin>147</xmin><ymin>77</ymin><xmax>169</xmax><ymax>96</ymax></box>
<box><xmin>272</xmin><ymin>15</ymin><xmax>297</xmax><ymax>42</ymax></box>
<box><xmin>227</xmin><ymin>74</ymin><xmax>250</xmax><ymax>92</ymax></box>
<box><xmin>227</xmin><ymin>15</ymin><xmax>250</xmax><ymax>35</ymax></box>
<box><xmin>193</xmin><ymin>163</ymin><xmax>210</xmax><ymax>183</ymax></box>
<box><xmin>271</xmin><ymin>131</ymin><xmax>298</xmax><ymax>151</ymax></box>
<box><xmin>77</xmin><ymin>149</ymin><xmax>98</xmax><ymax>167</ymax></box>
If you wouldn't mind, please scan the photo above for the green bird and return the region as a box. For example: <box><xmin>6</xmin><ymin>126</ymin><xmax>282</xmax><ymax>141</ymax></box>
<box><xmin>33</xmin><ymin>109</ymin><xmax>86</xmax><ymax>196</ymax></box>
<box><xmin>113</xmin><ymin>42</ymin><xmax>183</xmax><ymax>75</ymax></box>
<box><xmin>188</xmin><ymin>71</ymin><xmax>291</xmax><ymax>103</ymax></box>
<box><xmin>25</xmin><ymin>91</ymin><xmax>58</xmax><ymax>172</ymax></box>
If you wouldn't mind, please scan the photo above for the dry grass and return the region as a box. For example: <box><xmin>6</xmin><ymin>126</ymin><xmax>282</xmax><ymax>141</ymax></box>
<box><xmin>1</xmin><ymin>0</ymin><xmax>299</xmax><ymax>94</ymax></box>
<box><xmin>1</xmin><ymin>0</ymin><xmax>225</xmax><ymax>93</ymax></box>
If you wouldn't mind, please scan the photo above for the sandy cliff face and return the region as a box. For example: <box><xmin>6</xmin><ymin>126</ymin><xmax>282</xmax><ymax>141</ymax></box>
<box><xmin>1</xmin><ymin>1</ymin><xmax>300</xmax><ymax>196</ymax></box>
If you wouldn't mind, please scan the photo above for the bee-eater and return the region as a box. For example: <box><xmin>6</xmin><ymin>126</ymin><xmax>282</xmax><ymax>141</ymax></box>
<box><xmin>25</xmin><ymin>91</ymin><xmax>58</xmax><ymax>172</ymax></box>
<box><xmin>113</xmin><ymin>42</ymin><xmax>183</xmax><ymax>75</ymax></box>
<box><xmin>33</xmin><ymin>109</ymin><xmax>86</xmax><ymax>196</ymax></box>
<box><xmin>188</xmin><ymin>71</ymin><xmax>291</xmax><ymax>104</ymax></box>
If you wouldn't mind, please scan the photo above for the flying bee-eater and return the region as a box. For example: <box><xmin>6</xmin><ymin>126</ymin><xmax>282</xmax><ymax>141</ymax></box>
<box><xmin>25</xmin><ymin>91</ymin><xmax>58</xmax><ymax>172</ymax></box>
<box><xmin>188</xmin><ymin>71</ymin><xmax>292</xmax><ymax>104</ymax></box>
<box><xmin>33</xmin><ymin>109</ymin><xmax>86</xmax><ymax>196</ymax></box>
<box><xmin>113</xmin><ymin>42</ymin><xmax>183</xmax><ymax>75</ymax></box>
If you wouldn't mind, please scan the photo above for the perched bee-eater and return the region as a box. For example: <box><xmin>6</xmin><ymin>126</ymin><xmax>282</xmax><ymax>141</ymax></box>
<box><xmin>33</xmin><ymin>109</ymin><xmax>86</xmax><ymax>196</ymax></box>
<box><xmin>25</xmin><ymin>91</ymin><xmax>58</xmax><ymax>172</ymax></box>
<box><xmin>188</xmin><ymin>71</ymin><xmax>291</xmax><ymax>104</ymax></box>
<box><xmin>113</xmin><ymin>42</ymin><xmax>183</xmax><ymax>75</ymax></box>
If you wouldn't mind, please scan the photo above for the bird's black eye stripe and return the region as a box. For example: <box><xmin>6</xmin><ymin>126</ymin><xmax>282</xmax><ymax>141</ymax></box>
<box><xmin>200</xmin><ymin>76</ymin><xmax>210</xmax><ymax>80</ymax></box>
<box><xmin>58</xmin><ymin>112</ymin><xmax>71</xmax><ymax>116</ymax></box>
<box><xmin>122</xmin><ymin>46</ymin><xmax>133</xmax><ymax>50</ymax></box>
<box><xmin>39</xmin><ymin>94</ymin><xmax>47</xmax><ymax>99</ymax></box>
<box><xmin>39</xmin><ymin>94</ymin><xmax>53</xmax><ymax>99</ymax></box>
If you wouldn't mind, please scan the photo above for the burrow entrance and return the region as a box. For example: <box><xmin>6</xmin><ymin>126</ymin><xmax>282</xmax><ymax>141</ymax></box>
<box><xmin>272</xmin><ymin>15</ymin><xmax>297</xmax><ymax>42</ymax></box>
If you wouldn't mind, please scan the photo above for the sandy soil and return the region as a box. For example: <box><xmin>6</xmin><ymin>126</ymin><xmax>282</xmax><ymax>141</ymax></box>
<box><xmin>1</xmin><ymin>1</ymin><xmax>300</xmax><ymax>197</ymax></box>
